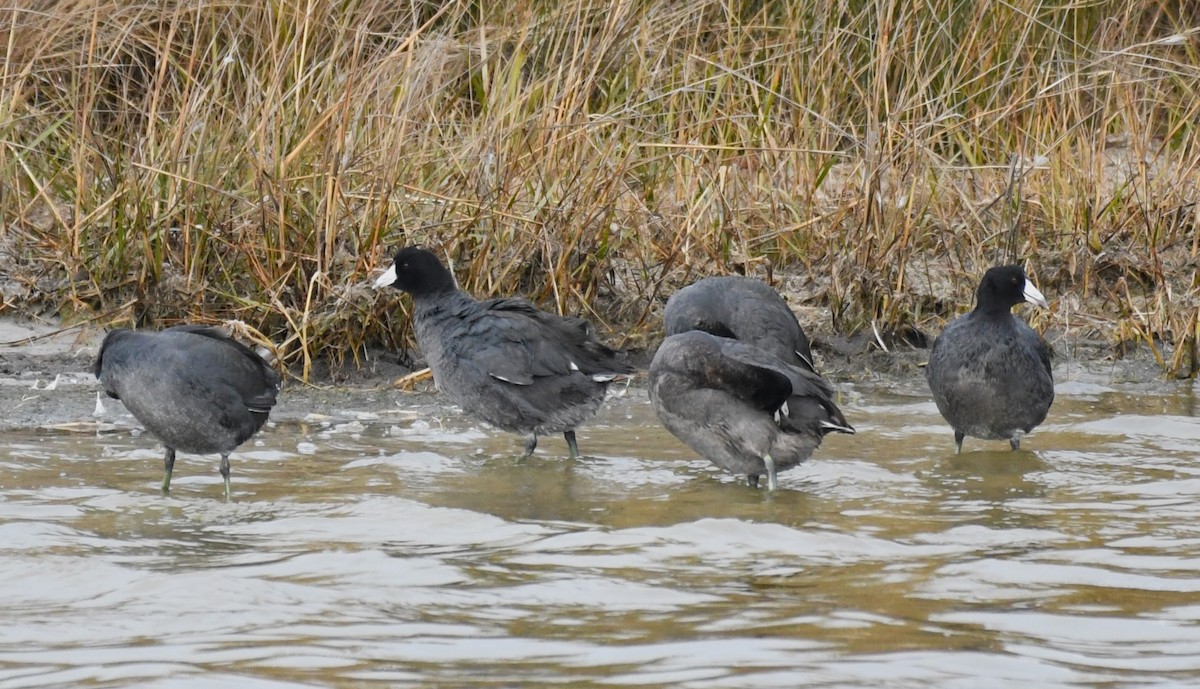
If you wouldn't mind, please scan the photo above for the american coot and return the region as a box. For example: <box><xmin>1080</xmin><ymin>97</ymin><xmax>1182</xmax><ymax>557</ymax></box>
<box><xmin>925</xmin><ymin>265</ymin><xmax>1054</xmax><ymax>452</ymax></box>
<box><xmin>374</xmin><ymin>246</ymin><xmax>634</xmax><ymax>458</ymax></box>
<box><xmin>664</xmin><ymin>275</ymin><xmax>816</xmax><ymax>372</ymax></box>
<box><xmin>94</xmin><ymin>325</ymin><xmax>281</xmax><ymax>499</ymax></box>
<box><xmin>648</xmin><ymin>330</ymin><xmax>854</xmax><ymax>490</ymax></box>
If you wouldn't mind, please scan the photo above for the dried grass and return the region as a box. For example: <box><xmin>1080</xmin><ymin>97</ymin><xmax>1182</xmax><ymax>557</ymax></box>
<box><xmin>2</xmin><ymin>0</ymin><xmax>1198</xmax><ymax>377</ymax></box>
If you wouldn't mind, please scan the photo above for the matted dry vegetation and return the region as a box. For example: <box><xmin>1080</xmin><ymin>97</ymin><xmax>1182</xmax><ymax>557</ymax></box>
<box><xmin>1</xmin><ymin>0</ymin><xmax>1198</xmax><ymax>378</ymax></box>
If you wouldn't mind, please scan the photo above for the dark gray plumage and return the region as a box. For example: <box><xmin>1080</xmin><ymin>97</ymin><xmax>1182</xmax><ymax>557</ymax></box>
<box><xmin>648</xmin><ymin>330</ymin><xmax>854</xmax><ymax>490</ymax></box>
<box><xmin>94</xmin><ymin>325</ymin><xmax>280</xmax><ymax>499</ymax></box>
<box><xmin>664</xmin><ymin>275</ymin><xmax>816</xmax><ymax>372</ymax></box>
<box><xmin>926</xmin><ymin>265</ymin><xmax>1054</xmax><ymax>453</ymax></box>
<box><xmin>374</xmin><ymin>246</ymin><xmax>633</xmax><ymax>458</ymax></box>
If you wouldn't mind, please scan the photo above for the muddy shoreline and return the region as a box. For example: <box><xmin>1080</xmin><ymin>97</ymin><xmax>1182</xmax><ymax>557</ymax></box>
<box><xmin>0</xmin><ymin>316</ymin><xmax>1183</xmax><ymax>435</ymax></box>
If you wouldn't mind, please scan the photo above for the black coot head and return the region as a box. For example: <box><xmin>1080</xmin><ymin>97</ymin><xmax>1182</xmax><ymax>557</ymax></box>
<box><xmin>373</xmin><ymin>246</ymin><xmax>455</xmax><ymax>296</ymax></box>
<box><xmin>976</xmin><ymin>265</ymin><xmax>1048</xmax><ymax>313</ymax></box>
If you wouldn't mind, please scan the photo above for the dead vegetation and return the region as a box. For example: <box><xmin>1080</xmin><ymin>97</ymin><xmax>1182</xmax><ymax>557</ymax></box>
<box><xmin>1</xmin><ymin>0</ymin><xmax>1198</xmax><ymax>378</ymax></box>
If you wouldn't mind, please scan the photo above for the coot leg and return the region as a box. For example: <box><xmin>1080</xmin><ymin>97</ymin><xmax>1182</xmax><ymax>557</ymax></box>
<box><xmin>764</xmin><ymin>454</ymin><xmax>778</xmax><ymax>491</ymax></box>
<box><xmin>162</xmin><ymin>447</ymin><xmax>176</xmax><ymax>495</ymax></box>
<box><xmin>954</xmin><ymin>430</ymin><xmax>965</xmax><ymax>454</ymax></box>
<box><xmin>219</xmin><ymin>454</ymin><xmax>232</xmax><ymax>501</ymax></box>
<box><xmin>522</xmin><ymin>434</ymin><xmax>538</xmax><ymax>458</ymax></box>
<box><xmin>564</xmin><ymin>430</ymin><xmax>580</xmax><ymax>459</ymax></box>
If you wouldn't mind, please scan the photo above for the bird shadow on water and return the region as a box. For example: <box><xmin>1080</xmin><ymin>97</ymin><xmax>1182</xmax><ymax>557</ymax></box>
<box><xmin>63</xmin><ymin>489</ymin><xmax>307</xmax><ymax>572</ymax></box>
<box><xmin>937</xmin><ymin>447</ymin><xmax>1049</xmax><ymax>475</ymax></box>
<box><xmin>417</xmin><ymin>449</ymin><xmax>824</xmax><ymax>529</ymax></box>
<box><xmin>921</xmin><ymin>448</ymin><xmax>1051</xmax><ymax>530</ymax></box>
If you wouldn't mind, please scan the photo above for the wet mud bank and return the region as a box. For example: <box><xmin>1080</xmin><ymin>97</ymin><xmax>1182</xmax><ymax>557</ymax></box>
<box><xmin>0</xmin><ymin>316</ymin><xmax>1185</xmax><ymax>435</ymax></box>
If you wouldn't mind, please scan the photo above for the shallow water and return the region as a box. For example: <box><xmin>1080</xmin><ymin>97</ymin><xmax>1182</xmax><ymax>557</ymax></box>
<box><xmin>2</xmin><ymin>371</ymin><xmax>1200</xmax><ymax>688</ymax></box>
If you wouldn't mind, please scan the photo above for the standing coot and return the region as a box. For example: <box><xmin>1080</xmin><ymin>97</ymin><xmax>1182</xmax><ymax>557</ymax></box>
<box><xmin>664</xmin><ymin>275</ymin><xmax>816</xmax><ymax>372</ymax></box>
<box><xmin>648</xmin><ymin>330</ymin><xmax>853</xmax><ymax>490</ymax></box>
<box><xmin>925</xmin><ymin>265</ymin><xmax>1054</xmax><ymax>452</ymax></box>
<box><xmin>94</xmin><ymin>325</ymin><xmax>280</xmax><ymax>499</ymax></box>
<box><xmin>374</xmin><ymin>246</ymin><xmax>633</xmax><ymax>458</ymax></box>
